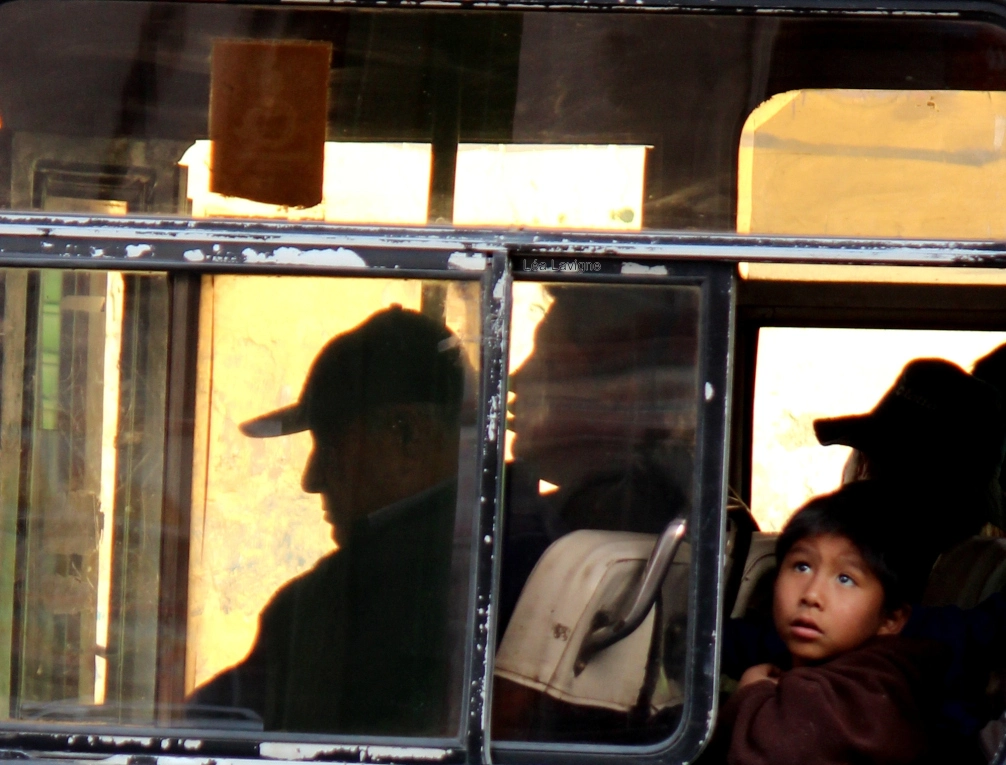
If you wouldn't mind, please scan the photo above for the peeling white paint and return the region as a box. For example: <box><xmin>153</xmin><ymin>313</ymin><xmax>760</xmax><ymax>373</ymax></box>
<box><xmin>362</xmin><ymin>746</ymin><xmax>452</xmax><ymax>762</ymax></box>
<box><xmin>485</xmin><ymin>393</ymin><xmax>499</xmax><ymax>442</ymax></box>
<box><xmin>621</xmin><ymin>262</ymin><xmax>668</xmax><ymax>275</ymax></box>
<box><xmin>90</xmin><ymin>247</ymin><xmax>105</xmax><ymax>258</ymax></box>
<box><xmin>242</xmin><ymin>246</ymin><xmax>366</xmax><ymax>267</ymax></box>
<box><xmin>124</xmin><ymin>244</ymin><xmax>152</xmax><ymax>259</ymax></box>
<box><xmin>2</xmin><ymin>213</ymin><xmax>1006</xmax><ymax>270</ymax></box>
<box><xmin>183</xmin><ymin>249</ymin><xmax>207</xmax><ymax>262</ymax></box>
<box><xmin>182</xmin><ymin>740</ymin><xmax>204</xmax><ymax>752</ymax></box>
<box><xmin>447</xmin><ymin>251</ymin><xmax>487</xmax><ymax>271</ymax></box>
<box><xmin>492</xmin><ymin>277</ymin><xmax>505</xmax><ymax>301</ymax></box>
<box><xmin>260</xmin><ymin>742</ymin><xmax>360</xmax><ymax>761</ymax></box>
<box><xmin>97</xmin><ymin>736</ymin><xmax>155</xmax><ymax>747</ymax></box>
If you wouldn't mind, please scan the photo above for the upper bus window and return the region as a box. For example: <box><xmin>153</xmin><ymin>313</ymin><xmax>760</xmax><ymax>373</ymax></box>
<box><xmin>0</xmin><ymin>268</ymin><xmax>483</xmax><ymax>739</ymax></box>
<box><xmin>6</xmin><ymin>5</ymin><xmax>1006</xmax><ymax>234</ymax></box>
<box><xmin>740</xmin><ymin>89</ymin><xmax>1006</xmax><ymax>239</ymax></box>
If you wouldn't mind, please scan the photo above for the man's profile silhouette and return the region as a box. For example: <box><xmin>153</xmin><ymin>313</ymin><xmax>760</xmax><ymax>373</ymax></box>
<box><xmin>188</xmin><ymin>305</ymin><xmax>465</xmax><ymax>735</ymax></box>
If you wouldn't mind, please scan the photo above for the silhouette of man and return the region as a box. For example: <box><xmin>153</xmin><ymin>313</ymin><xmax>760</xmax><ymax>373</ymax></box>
<box><xmin>189</xmin><ymin>305</ymin><xmax>465</xmax><ymax>735</ymax></box>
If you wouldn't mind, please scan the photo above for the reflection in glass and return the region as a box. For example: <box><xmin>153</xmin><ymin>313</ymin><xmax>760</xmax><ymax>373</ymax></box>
<box><xmin>0</xmin><ymin>272</ymin><xmax>482</xmax><ymax>737</ymax></box>
<box><xmin>179</xmin><ymin>141</ymin><xmax>433</xmax><ymax>223</ymax></box>
<box><xmin>184</xmin><ymin>277</ymin><xmax>481</xmax><ymax>735</ymax></box>
<box><xmin>0</xmin><ymin>269</ymin><xmax>168</xmax><ymax>723</ymax></box>
<box><xmin>6</xmin><ymin>3</ymin><xmax>1006</xmax><ymax>232</ymax></box>
<box><xmin>494</xmin><ymin>283</ymin><xmax>699</xmax><ymax>744</ymax></box>
<box><xmin>739</xmin><ymin>90</ymin><xmax>1006</xmax><ymax>239</ymax></box>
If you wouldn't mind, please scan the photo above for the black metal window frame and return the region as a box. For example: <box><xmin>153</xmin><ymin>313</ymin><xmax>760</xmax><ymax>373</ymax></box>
<box><xmin>487</xmin><ymin>253</ymin><xmax>734</xmax><ymax>765</ymax></box>
<box><xmin>1</xmin><ymin>213</ymin><xmax>1005</xmax><ymax>765</ymax></box>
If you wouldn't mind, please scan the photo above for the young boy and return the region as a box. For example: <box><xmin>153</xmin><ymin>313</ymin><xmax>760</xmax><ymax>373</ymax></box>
<box><xmin>706</xmin><ymin>480</ymin><xmax>947</xmax><ymax>765</ymax></box>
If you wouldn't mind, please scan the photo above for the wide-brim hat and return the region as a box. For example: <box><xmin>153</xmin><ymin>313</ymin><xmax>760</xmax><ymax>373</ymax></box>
<box><xmin>240</xmin><ymin>305</ymin><xmax>465</xmax><ymax>439</ymax></box>
<box><xmin>814</xmin><ymin>358</ymin><xmax>1006</xmax><ymax>528</ymax></box>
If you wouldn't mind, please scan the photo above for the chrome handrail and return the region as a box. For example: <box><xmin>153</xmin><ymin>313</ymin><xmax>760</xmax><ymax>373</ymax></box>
<box><xmin>574</xmin><ymin>518</ymin><xmax>687</xmax><ymax>675</ymax></box>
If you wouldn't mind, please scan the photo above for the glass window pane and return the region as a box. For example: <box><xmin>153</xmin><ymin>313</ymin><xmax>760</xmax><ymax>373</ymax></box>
<box><xmin>0</xmin><ymin>269</ymin><xmax>168</xmax><ymax>722</ymax></box>
<box><xmin>493</xmin><ymin>283</ymin><xmax>700</xmax><ymax>744</ymax></box>
<box><xmin>4</xmin><ymin>3</ymin><xmax>1006</xmax><ymax>235</ymax></box>
<box><xmin>183</xmin><ymin>276</ymin><xmax>481</xmax><ymax>736</ymax></box>
<box><xmin>751</xmin><ymin>327</ymin><xmax>1006</xmax><ymax>532</ymax></box>
<box><xmin>739</xmin><ymin>90</ymin><xmax>1006</xmax><ymax>239</ymax></box>
<box><xmin>0</xmin><ymin>270</ymin><xmax>483</xmax><ymax>739</ymax></box>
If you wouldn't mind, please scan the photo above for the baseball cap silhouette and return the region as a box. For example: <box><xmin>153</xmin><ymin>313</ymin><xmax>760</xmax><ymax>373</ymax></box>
<box><xmin>240</xmin><ymin>305</ymin><xmax>465</xmax><ymax>439</ymax></box>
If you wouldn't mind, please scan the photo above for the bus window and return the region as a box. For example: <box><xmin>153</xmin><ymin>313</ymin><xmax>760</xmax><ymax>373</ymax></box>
<box><xmin>6</xmin><ymin>5</ymin><xmax>1006</xmax><ymax>235</ymax></box>
<box><xmin>752</xmin><ymin>326</ymin><xmax>1006</xmax><ymax>531</ymax></box>
<box><xmin>0</xmin><ymin>269</ymin><xmax>168</xmax><ymax>722</ymax></box>
<box><xmin>183</xmin><ymin>275</ymin><xmax>482</xmax><ymax>736</ymax></box>
<box><xmin>739</xmin><ymin>90</ymin><xmax>1006</xmax><ymax>239</ymax></box>
<box><xmin>492</xmin><ymin>277</ymin><xmax>705</xmax><ymax>747</ymax></box>
<box><xmin>727</xmin><ymin>264</ymin><xmax>1006</xmax><ymax>764</ymax></box>
<box><xmin>0</xmin><ymin>269</ymin><xmax>484</xmax><ymax>739</ymax></box>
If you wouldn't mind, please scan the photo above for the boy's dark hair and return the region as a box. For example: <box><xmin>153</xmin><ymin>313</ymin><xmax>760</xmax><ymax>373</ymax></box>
<box><xmin>776</xmin><ymin>480</ymin><xmax>927</xmax><ymax>611</ymax></box>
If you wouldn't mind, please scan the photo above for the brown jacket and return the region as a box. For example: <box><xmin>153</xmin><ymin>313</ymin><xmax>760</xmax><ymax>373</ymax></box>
<box><xmin>704</xmin><ymin>637</ymin><xmax>948</xmax><ymax>765</ymax></box>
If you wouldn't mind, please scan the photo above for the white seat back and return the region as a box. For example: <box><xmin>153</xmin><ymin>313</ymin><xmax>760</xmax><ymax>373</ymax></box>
<box><xmin>494</xmin><ymin>529</ymin><xmax>688</xmax><ymax>714</ymax></box>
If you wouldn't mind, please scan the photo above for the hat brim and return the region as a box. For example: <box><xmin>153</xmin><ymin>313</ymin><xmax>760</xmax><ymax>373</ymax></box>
<box><xmin>813</xmin><ymin>414</ymin><xmax>877</xmax><ymax>450</ymax></box>
<box><xmin>239</xmin><ymin>404</ymin><xmax>310</xmax><ymax>438</ymax></box>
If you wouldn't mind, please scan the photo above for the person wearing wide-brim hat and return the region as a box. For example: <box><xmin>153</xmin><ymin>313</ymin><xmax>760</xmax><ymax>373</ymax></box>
<box><xmin>188</xmin><ymin>305</ymin><xmax>465</xmax><ymax>735</ymax></box>
<box><xmin>814</xmin><ymin>357</ymin><xmax>1006</xmax><ymax>573</ymax></box>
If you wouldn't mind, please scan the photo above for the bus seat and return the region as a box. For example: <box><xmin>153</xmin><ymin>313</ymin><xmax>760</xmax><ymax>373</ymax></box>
<box><xmin>494</xmin><ymin>529</ymin><xmax>689</xmax><ymax>716</ymax></box>
<box><xmin>729</xmin><ymin>532</ymin><xmax>778</xmax><ymax>619</ymax></box>
<box><xmin>923</xmin><ymin>536</ymin><xmax>1006</xmax><ymax>609</ymax></box>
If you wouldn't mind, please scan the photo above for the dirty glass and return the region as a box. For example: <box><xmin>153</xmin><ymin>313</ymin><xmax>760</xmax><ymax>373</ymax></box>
<box><xmin>0</xmin><ymin>270</ymin><xmax>483</xmax><ymax>739</ymax></box>
<box><xmin>493</xmin><ymin>282</ymin><xmax>699</xmax><ymax>744</ymax></box>
<box><xmin>3</xmin><ymin>2</ymin><xmax>1006</xmax><ymax>234</ymax></box>
<box><xmin>0</xmin><ymin>269</ymin><xmax>168</xmax><ymax>723</ymax></box>
<box><xmin>740</xmin><ymin>90</ymin><xmax>1006</xmax><ymax>239</ymax></box>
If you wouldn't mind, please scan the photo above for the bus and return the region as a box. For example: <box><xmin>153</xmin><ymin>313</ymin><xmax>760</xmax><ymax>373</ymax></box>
<box><xmin>0</xmin><ymin>0</ymin><xmax>1004</xmax><ymax>763</ymax></box>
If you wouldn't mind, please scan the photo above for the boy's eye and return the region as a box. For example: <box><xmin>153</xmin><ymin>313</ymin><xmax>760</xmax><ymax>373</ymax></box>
<box><xmin>836</xmin><ymin>573</ymin><xmax>856</xmax><ymax>587</ymax></box>
<box><xmin>793</xmin><ymin>561</ymin><xmax>811</xmax><ymax>573</ymax></box>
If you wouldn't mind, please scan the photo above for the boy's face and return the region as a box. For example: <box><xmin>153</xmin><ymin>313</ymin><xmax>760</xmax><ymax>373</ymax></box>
<box><xmin>773</xmin><ymin>533</ymin><xmax>909</xmax><ymax>666</ymax></box>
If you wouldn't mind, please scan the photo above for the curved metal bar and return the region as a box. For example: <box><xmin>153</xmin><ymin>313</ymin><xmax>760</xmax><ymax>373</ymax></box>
<box><xmin>574</xmin><ymin>518</ymin><xmax>687</xmax><ymax>675</ymax></box>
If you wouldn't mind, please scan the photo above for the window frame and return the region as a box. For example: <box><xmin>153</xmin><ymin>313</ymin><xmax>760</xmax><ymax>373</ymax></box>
<box><xmin>0</xmin><ymin>215</ymin><xmax>504</xmax><ymax>762</ymax></box>
<box><xmin>1</xmin><ymin>211</ymin><xmax>1004</xmax><ymax>764</ymax></box>
<box><xmin>488</xmin><ymin>254</ymin><xmax>733</xmax><ymax>765</ymax></box>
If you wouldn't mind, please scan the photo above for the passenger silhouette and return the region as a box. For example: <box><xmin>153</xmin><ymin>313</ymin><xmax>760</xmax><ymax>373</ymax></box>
<box><xmin>815</xmin><ymin>357</ymin><xmax>1005</xmax><ymax>573</ymax></box>
<box><xmin>972</xmin><ymin>342</ymin><xmax>1006</xmax><ymax>531</ymax></box>
<box><xmin>493</xmin><ymin>286</ymin><xmax>698</xmax><ymax>743</ymax></box>
<box><xmin>188</xmin><ymin>305</ymin><xmax>465</xmax><ymax>735</ymax></box>
<box><xmin>501</xmin><ymin>286</ymin><xmax>696</xmax><ymax>637</ymax></box>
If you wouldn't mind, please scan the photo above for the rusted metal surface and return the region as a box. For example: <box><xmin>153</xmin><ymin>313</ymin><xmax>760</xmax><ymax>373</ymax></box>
<box><xmin>0</xmin><ymin>732</ymin><xmax>466</xmax><ymax>763</ymax></box>
<box><xmin>467</xmin><ymin>253</ymin><xmax>511</xmax><ymax>762</ymax></box>
<box><xmin>2</xmin><ymin>213</ymin><xmax>1006</xmax><ymax>272</ymax></box>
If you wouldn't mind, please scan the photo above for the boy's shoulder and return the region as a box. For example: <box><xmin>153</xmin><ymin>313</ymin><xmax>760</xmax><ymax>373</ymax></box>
<box><xmin>814</xmin><ymin>635</ymin><xmax>949</xmax><ymax>684</ymax></box>
<box><xmin>715</xmin><ymin>637</ymin><xmax>949</xmax><ymax>765</ymax></box>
